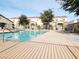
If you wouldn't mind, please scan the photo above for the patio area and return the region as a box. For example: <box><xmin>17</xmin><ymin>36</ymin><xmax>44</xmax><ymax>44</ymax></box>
<box><xmin>0</xmin><ymin>31</ymin><xmax>79</xmax><ymax>59</ymax></box>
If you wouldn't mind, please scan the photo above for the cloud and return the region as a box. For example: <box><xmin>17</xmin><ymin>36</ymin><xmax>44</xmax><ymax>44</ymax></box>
<box><xmin>0</xmin><ymin>0</ymin><xmax>76</xmax><ymax>20</ymax></box>
<box><xmin>2</xmin><ymin>0</ymin><xmax>55</xmax><ymax>12</ymax></box>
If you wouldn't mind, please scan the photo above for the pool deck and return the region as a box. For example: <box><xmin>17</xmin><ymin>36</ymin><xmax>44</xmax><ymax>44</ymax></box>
<box><xmin>0</xmin><ymin>41</ymin><xmax>19</xmax><ymax>53</ymax></box>
<box><xmin>0</xmin><ymin>31</ymin><xmax>79</xmax><ymax>59</ymax></box>
<box><xmin>0</xmin><ymin>29</ymin><xmax>15</xmax><ymax>33</ymax></box>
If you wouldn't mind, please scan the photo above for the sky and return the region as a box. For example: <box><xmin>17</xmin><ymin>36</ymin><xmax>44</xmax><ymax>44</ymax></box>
<box><xmin>0</xmin><ymin>0</ymin><xmax>78</xmax><ymax>21</ymax></box>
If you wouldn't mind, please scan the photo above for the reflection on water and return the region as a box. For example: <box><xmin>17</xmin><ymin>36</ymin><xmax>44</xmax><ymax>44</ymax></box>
<box><xmin>14</xmin><ymin>32</ymin><xmax>19</xmax><ymax>40</ymax></box>
<box><xmin>0</xmin><ymin>30</ymin><xmax>47</xmax><ymax>42</ymax></box>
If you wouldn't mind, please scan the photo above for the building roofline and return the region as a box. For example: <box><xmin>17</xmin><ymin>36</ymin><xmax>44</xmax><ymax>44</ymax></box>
<box><xmin>68</xmin><ymin>19</ymin><xmax>79</xmax><ymax>24</ymax></box>
<box><xmin>54</xmin><ymin>16</ymin><xmax>67</xmax><ymax>18</ymax></box>
<box><xmin>0</xmin><ymin>14</ymin><xmax>13</xmax><ymax>23</ymax></box>
<box><xmin>10</xmin><ymin>17</ymin><xmax>19</xmax><ymax>19</ymax></box>
<box><xmin>10</xmin><ymin>16</ymin><xmax>67</xmax><ymax>19</ymax></box>
<box><xmin>28</xmin><ymin>16</ymin><xmax>67</xmax><ymax>18</ymax></box>
<box><xmin>28</xmin><ymin>16</ymin><xmax>40</xmax><ymax>18</ymax></box>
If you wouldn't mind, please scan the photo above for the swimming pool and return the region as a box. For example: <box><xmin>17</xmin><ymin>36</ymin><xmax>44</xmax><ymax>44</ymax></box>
<box><xmin>0</xmin><ymin>30</ymin><xmax>47</xmax><ymax>42</ymax></box>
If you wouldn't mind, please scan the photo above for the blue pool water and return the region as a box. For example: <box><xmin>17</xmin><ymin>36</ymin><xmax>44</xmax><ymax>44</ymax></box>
<box><xmin>0</xmin><ymin>30</ymin><xmax>46</xmax><ymax>42</ymax></box>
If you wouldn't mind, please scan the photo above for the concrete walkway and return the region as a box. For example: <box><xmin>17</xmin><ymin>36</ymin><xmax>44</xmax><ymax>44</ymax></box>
<box><xmin>31</xmin><ymin>31</ymin><xmax>75</xmax><ymax>46</ymax></box>
<box><xmin>0</xmin><ymin>31</ymin><xmax>79</xmax><ymax>59</ymax></box>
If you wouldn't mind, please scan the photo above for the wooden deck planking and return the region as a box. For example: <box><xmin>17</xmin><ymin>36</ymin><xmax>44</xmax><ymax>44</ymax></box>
<box><xmin>0</xmin><ymin>41</ymin><xmax>19</xmax><ymax>53</ymax></box>
<box><xmin>0</xmin><ymin>42</ymin><xmax>78</xmax><ymax>59</ymax></box>
<box><xmin>62</xmin><ymin>46</ymin><xmax>75</xmax><ymax>59</ymax></box>
<box><xmin>68</xmin><ymin>46</ymin><xmax>79</xmax><ymax>58</ymax></box>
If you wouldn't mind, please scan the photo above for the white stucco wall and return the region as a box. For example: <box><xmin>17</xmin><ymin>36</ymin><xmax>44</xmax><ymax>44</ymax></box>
<box><xmin>0</xmin><ymin>16</ymin><xmax>13</xmax><ymax>29</ymax></box>
<box><xmin>10</xmin><ymin>16</ymin><xmax>68</xmax><ymax>30</ymax></box>
<box><xmin>28</xmin><ymin>17</ymin><xmax>43</xmax><ymax>26</ymax></box>
<box><xmin>53</xmin><ymin>17</ymin><xmax>67</xmax><ymax>23</ymax></box>
<box><xmin>51</xmin><ymin>16</ymin><xmax>68</xmax><ymax>30</ymax></box>
<box><xmin>10</xmin><ymin>18</ymin><xmax>19</xmax><ymax>29</ymax></box>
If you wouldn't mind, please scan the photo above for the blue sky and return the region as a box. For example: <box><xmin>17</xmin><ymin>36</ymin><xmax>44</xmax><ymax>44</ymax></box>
<box><xmin>0</xmin><ymin>0</ymin><xmax>78</xmax><ymax>21</ymax></box>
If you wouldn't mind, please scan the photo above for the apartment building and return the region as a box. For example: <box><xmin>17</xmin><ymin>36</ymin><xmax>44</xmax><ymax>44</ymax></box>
<box><xmin>10</xmin><ymin>16</ymin><xmax>68</xmax><ymax>30</ymax></box>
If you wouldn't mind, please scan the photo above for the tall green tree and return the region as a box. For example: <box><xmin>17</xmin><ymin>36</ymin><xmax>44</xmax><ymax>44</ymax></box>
<box><xmin>60</xmin><ymin>0</ymin><xmax>79</xmax><ymax>16</ymax></box>
<box><xmin>40</xmin><ymin>9</ymin><xmax>54</xmax><ymax>29</ymax></box>
<box><xmin>19</xmin><ymin>15</ymin><xmax>30</xmax><ymax>28</ymax></box>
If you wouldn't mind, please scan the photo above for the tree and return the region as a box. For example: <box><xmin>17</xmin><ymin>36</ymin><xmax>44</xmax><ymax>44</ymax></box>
<box><xmin>19</xmin><ymin>15</ymin><xmax>30</xmax><ymax>28</ymax></box>
<box><xmin>40</xmin><ymin>9</ymin><xmax>54</xmax><ymax>29</ymax></box>
<box><xmin>60</xmin><ymin>0</ymin><xmax>79</xmax><ymax>16</ymax></box>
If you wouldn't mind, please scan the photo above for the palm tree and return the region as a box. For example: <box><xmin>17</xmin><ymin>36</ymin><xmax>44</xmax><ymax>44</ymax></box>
<box><xmin>19</xmin><ymin>15</ymin><xmax>30</xmax><ymax>29</ymax></box>
<box><xmin>40</xmin><ymin>9</ymin><xmax>54</xmax><ymax>29</ymax></box>
<box><xmin>59</xmin><ymin>0</ymin><xmax>79</xmax><ymax>16</ymax></box>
